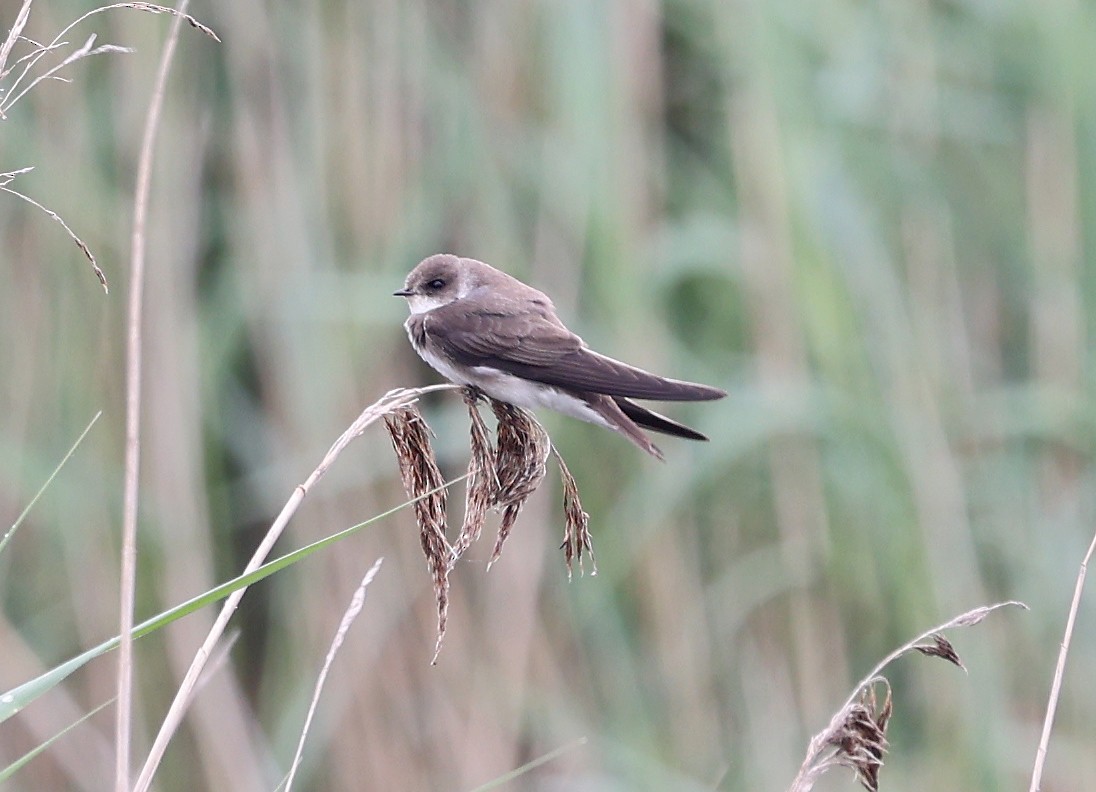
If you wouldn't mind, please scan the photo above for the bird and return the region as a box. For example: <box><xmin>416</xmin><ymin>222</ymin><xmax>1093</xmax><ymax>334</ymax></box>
<box><xmin>394</xmin><ymin>254</ymin><xmax>726</xmax><ymax>459</ymax></box>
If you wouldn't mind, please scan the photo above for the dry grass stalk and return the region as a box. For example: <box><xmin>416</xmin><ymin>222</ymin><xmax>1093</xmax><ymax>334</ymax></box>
<box><xmin>487</xmin><ymin>400</ymin><xmax>550</xmax><ymax>569</ymax></box>
<box><xmin>453</xmin><ymin>388</ymin><xmax>497</xmax><ymax>561</ymax></box>
<box><xmin>0</xmin><ymin>169</ymin><xmax>108</xmax><ymax>291</ymax></box>
<box><xmin>1030</xmin><ymin>526</ymin><xmax>1096</xmax><ymax>792</ymax></box>
<box><xmin>451</xmin><ymin>390</ymin><xmax>593</xmax><ymax>578</ymax></box>
<box><xmin>787</xmin><ymin>600</ymin><xmax>1026</xmax><ymax>792</ymax></box>
<box><xmin>0</xmin><ymin>0</ymin><xmax>219</xmax><ymax>102</ymax></box>
<box><xmin>826</xmin><ymin>682</ymin><xmax>891</xmax><ymax>792</ymax></box>
<box><xmin>134</xmin><ymin>385</ymin><xmax>460</xmax><ymax>790</ymax></box>
<box><xmin>0</xmin><ymin>0</ymin><xmax>33</xmax><ymax>81</ymax></box>
<box><xmin>373</xmin><ymin>388</ymin><xmax>591</xmax><ymax>662</ymax></box>
<box><xmin>384</xmin><ymin>406</ymin><xmax>454</xmax><ymax>664</ymax></box>
<box><xmin>0</xmin><ymin>3</ymin><xmax>218</xmax><ymax>293</ymax></box>
<box><xmin>117</xmin><ymin>4</ymin><xmax>191</xmax><ymax>789</ymax></box>
<box><xmin>285</xmin><ymin>558</ymin><xmax>384</xmax><ymax>792</ymax></box>
<box><xmin>102</xmin><ymin>3</ymin><xmax>219</xmax><ymax>39</ymax></box>
<box><xmin>554</xmin><ymin>448</ymin><xmax>595</xmax><ymax>579</ymax></box>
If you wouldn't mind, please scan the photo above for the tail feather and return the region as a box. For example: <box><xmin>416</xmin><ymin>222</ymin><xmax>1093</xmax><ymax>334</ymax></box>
<box><xmin>585</xmin><ymin>396</ymin><xmax>664</xmax><ymax>460</ymax></box>
<box><xmin>614</xmin><ymin>397</ymin><xmax>709</xmax><ymax>441</ymax></box>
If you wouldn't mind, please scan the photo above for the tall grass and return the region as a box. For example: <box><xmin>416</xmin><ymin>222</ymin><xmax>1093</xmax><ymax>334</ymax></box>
<box><xmin>1</xmin><ymin>0</ymin><xmax>1094</xmax><ymax>790</ymax></box>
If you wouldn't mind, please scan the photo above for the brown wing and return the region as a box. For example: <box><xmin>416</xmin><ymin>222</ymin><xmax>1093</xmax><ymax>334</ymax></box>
<box><xmin>425</xmin><ymin>302</ymin><xmax>726</xmax><ymax>401</ymax></box>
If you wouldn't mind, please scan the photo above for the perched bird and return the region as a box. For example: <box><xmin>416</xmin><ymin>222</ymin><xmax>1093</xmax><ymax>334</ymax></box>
<box><xmin>394</xmin><ymin>254</ymin><xmax>726</xmax><ymax>459</ymax></box>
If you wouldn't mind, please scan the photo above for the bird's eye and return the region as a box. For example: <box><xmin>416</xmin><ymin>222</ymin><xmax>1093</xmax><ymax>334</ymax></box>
<box><xmin>426</xmin><ymin>278</ymin><xmax>446</xmax><ymax>290</ymax></box>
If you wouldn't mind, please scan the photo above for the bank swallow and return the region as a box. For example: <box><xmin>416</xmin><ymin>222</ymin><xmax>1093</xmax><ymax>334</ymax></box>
<box><xmin>395</xmin><ymin>254</ymin><xmax>725</xmax><ymax>459</ymax></box>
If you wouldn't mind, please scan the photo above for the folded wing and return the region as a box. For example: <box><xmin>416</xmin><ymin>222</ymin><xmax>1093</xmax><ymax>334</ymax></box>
<box><xmin>426</xmin><ymin>304</ymin><xmax>726</xmax><ymax>401</ymax></box>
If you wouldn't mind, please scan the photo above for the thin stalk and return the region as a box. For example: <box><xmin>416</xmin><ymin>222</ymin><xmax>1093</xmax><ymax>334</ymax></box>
<box><xmin>116</xmin><ymin>4</ymin><xmax>188</xmax><ymax>789</ymax></box>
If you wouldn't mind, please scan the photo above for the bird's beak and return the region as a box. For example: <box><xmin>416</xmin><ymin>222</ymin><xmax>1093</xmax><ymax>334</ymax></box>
<box><xmin>392</xmin><ymin>288</ymin><xmax>413</xmax><ymax>297</ymax></box>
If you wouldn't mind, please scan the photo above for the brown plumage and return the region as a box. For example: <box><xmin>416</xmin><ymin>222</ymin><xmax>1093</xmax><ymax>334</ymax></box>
<box><xmin>395</xmin><ymin>254</ymin><xmax>725</xmax><ymax>458</ymax></box>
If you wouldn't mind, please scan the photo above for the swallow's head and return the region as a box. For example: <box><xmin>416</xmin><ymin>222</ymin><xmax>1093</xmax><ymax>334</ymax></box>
<box><xmin>397</xmin><ymin>253</ymin><xmax>518</xmax><ymax>314</ymax></box>
<box><xmin>393</xmin><ymin>254</ymin><xmax>465</xmax><ymax>314</ymax></box>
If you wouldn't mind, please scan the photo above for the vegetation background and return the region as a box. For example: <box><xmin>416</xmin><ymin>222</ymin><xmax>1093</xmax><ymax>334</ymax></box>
<box><xmin>1</xmin><ymin>0</ymin><xmax>1093</xmax><ymax>790</ymax></box>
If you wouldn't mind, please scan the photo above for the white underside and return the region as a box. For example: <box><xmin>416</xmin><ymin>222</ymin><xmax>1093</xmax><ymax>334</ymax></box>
<box><xmin>412</xmin><ymin>338</ymin><xmax>613</xmax><ymax>430</ymax></box>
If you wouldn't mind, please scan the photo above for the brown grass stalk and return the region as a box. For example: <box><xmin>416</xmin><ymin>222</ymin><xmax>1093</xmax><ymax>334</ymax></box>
<box><xmin>1029</xmin><ymin>527</ymin><xmax>1096</xmax><ymax>791</ymax></box>
<box><xmin>0</xmin><ymin>177</ymin><xmax>107</xmax><ymax>291</ymax></box>
<box><xmin>0</xmin><ymin>0</ymin><xmax>34</xmax><ymax>81</ymax></box>
<box><xmin>1</xmin><ymin>1</ymin><xmax>218</xmax><ymax>112</ymax></box>
<box><xmin>382</xmin><ymin>390</ymin><xmax>592</xmax><ymax>660</ymax></box>
<box><xmin>117</xmin><ymin>4</ymin><xmax>189</xmax><ymax>789</ymax></box>
<box><xmin>788</xmin><ymin>600</ymin><xmax>1026</xmax><ymax>792</ymax></box>
<box><xmin>132</xmin><ymin>384</ymin><xmax>459</xmax><ymax>792</ymax></box>
<box><xmin>284</xmin><ymin>557</ymin><xmax>384</xmax><ymax>792</ymax></box>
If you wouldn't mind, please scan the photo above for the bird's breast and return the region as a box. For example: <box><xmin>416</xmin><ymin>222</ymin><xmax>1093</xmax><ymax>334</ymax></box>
<box><xmin>405</xmin><ymin>315</ymin><xmax>429</xmax><ymax>351</ymax></box>
<box><xmin>405</xmin><ymin>315</ymin><xmax>475</xmax><ymax>386</ymax></box>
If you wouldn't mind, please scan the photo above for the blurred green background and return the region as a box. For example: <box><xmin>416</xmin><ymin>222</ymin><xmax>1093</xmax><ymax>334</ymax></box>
<box><xmin>2</xmin><ymin>0</ymin><xmax>1094</xmax><ymax>790</ymax></box>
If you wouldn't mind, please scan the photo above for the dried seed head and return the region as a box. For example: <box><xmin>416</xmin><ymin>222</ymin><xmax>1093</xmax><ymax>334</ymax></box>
<box><xmin>490</xmin><ymin>400</ymin><xmax>550</xmax><ymax>505</ymax></box>
<box><xmin>384</xmin><ymin>389</ymin><xmax>604</xmax><ymax>662</ymax></box>
<box><xmin>486</xmin><ymin>400</ymin><xmax>550</xmax><ymax>568</ymax></box>
<box><xmin>826</xmin><ymin>684</ymin><xmax>892</xmax><ymax>792</ymax></box>
<box><xmin>452</xmin><ymin>388</ymin><xmax>497</xmax><ymax>563</ymax></box>
<box><xmin>791</xmin><ymin>601</ymin><xmax>1025</xmax><ymax>792</ymax></box>
<box><xmin>913</xmin><ymin>633</ymin><xmax>965</xmax><ymax>671</ymax></box>
<box><xmin>554</xmin><ymin>448</ymin><xmax>595</xmax><ymax>579</ymax></box>
<box><xmin>383</xmin><ymin>406</ymin><xmax>453</xmax><ymax>663</ymax></box>
<box><xmin>489</xmin><ymin>502</ymin><xmax>523</xmax><ymax>566</ymax></box>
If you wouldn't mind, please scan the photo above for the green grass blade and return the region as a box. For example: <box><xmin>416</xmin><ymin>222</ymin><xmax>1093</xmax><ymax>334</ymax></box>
<box><xmin>0</xmin><ymin>411</ymin><xmax>102</xmax><ymax>558</ymax></box>
<box><xmin>0</xmin><ymin>698</ymin><xmax>114</xmax><ymax>783</ymax></box>
<box><xmin>0</xmin><ymin>474</ymin><xmax>465</xmax><ymax>723</ymax></box>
